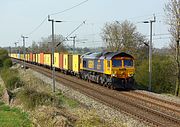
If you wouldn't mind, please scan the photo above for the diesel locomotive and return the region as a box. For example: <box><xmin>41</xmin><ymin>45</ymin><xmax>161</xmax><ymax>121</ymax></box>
<box><xmin>80</xmin><ymin>52</ymin><xmax>135</xmax><ymax>89</ymax></box>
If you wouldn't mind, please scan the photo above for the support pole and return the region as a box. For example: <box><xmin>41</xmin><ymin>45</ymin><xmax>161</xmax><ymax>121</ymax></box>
<box><xmin>175</xmin><ymin>7</ymin><xmax>180</xmax><ymax>96</ymax></box>
<box><xmin>148</xmin><ymin>16</ymin><xmax>156</xmax><ymax>91</ymax></box>
<box><xmin>48</xmin><ymin>15</ymin><xmax>62</xmax><ymax>92</ymax></box>
<box><xmin>21</xmin><ymin>36</ymin><xmax>28</xmax><ymax>71</ymax></box>
<box><xmin>143</xmin><ymin>15</ymin><xmax>156</xmax><ymax>91</ymax></box>
<box><xmin>70</xmin><ymin>36</ymin><xmax>76</xmax><ymax>53</ymax></box>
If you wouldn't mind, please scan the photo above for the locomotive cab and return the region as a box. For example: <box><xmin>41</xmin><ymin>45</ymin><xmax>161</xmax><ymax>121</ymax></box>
<box><xmin>111</xmin><ymin>57</ymin><xmax>134</xmax><ymax>79</ymax></box>
<box><xmin>104</xmin><ymin>52</ymin><xmax>135</xmax><ymax>88</ymax></box>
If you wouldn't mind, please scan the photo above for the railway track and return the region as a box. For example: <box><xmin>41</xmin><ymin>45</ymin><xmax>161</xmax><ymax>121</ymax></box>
<box><xmin>13</xmin><ymin>59</ymin><xmax>180</xmax><ymax>127</ymax></box>
<box><xmin>119</xmin><ymin>91</ymin><xmax>180</xmax><ymax>118</ymax></box>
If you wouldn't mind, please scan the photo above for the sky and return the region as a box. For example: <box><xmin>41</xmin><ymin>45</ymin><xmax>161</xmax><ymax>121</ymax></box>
<box><xmin>0</xmin><ymin>0</ymin><xmax>170</xmax><ymax>49</ymax></box>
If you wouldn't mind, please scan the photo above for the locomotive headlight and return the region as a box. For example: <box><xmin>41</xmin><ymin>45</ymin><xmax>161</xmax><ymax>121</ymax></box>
<box><xmin>128</xmin><ymin>73</ymin><xmax>134</xmax><ymax>77</ymax></box>
<box><xmin>111</xmin><ymin>71</ymin><xmax>117</xmax><ymax>77</ymax></box>
<box><xmin>111</xmin><ymin>74</ymin><xmax>117</xmax><ymax>77</ymax></box>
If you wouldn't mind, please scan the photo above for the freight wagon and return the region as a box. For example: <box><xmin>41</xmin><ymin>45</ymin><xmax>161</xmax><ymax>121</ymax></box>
<box><xmin>44</xmin><ymin>53</ymin><xmax>51</xmax><ymax>67</ymax></box>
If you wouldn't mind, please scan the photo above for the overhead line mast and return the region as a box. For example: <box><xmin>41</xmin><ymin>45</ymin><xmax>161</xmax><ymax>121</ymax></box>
<box><xmin>48</xmin><ymin>15</ymin><xmax>62</xmax><ymax>92</ymax></box>
<box><xmin>21</xmin><ymin>35</ymin><xmax>28</xmax><ymax>71</ymax></box>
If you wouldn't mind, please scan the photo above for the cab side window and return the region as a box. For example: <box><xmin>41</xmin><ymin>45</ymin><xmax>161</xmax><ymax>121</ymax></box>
<box><xmin>83</xmin><ymin>60</ymin><xmax>86</xmax><ymax>68</ymax></box>
<box><xmin>107</xmin><ymin>61</ymin><xmax>110</xmax><ymax>67</ymax></box>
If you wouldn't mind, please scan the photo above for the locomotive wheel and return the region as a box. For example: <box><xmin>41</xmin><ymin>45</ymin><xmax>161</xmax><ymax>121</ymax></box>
<box><xmin>102</xmin><ymin>83</ymin><xmax>106</xmax><ymax>87</ymax></box>
<box><xmin>107</xmin><ymin>83</ymin><xmax>114</xmax><ymax>90</ymax></box>
<box><xmin>109</xmin><ymin>85</ymin><xmax>114</xmax><ymax>90</ymax></box>
<box><xmin>88</xmin><ymin>79</ymin><xmax>91</xmax><ymax>83</ymax></box>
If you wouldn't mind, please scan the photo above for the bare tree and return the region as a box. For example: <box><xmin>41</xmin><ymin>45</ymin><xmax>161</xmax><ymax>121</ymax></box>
<box><xmin>164</xmin><ymin>0</ymin><xmax>180</xmax><ymax>96</ymax></box>
<box><xmin>101</xmin><ymin>20</ymin><xmax>147</xmax><ymax>56</ymax></box>
<box><xmin>28</xmin><ymin>41</ymin><xmax>38</xmax><ymax>53</ymax></box>
<box><xmin>33</xmin><ymin>34</ymin><xmax>67</xmax><ymax>53</ymax></box>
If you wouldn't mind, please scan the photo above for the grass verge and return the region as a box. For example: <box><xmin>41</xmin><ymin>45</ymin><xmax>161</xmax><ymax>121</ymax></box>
<box><xmin>0</xmin><ymin>101</ymin><xmax>32</xmax><ymax>127</ymax></box>
<box><xmin>17</xmin><ymin>85</ymin><xmax>61</xmax><ymax>110</ymax></box>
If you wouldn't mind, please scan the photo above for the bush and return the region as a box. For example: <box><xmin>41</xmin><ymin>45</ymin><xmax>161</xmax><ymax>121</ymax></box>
<box><xmin>0</xmin><ymin>49</ymin><xmax>8</xmax><ymax>67</ymax></box>
<box><xmin>134</xmin><ymin>60</ymin><xmax>149</xmax><ymax>90</ymax></box>
<box><xmin>17</xmin><ymin>86</ymin><xmax>61</xmax><ymax>109</ymax></box>
<box><xmin>0</xmin><ymin>48</ymin><xmax>8</xmax><ymax>56</ymax></box>
<box><xmin>135</xmin><ymin>54</ymin><xmax>176</xmax><ymax>94</ymax></box>
<box><xmin>5</xmin><ymin>76</ymin><xmax>21</xmax><ymax>90</ymax></box>
<box><xmin>0</xmin><ymin>59</ymin><xmax>3</xmax><ymax>68</ymax></box>
<box><xmin>3</xmin><ymin>58</ymin><xmax>12</xmax><ymax>68</ymax></box>
<box><xmin>0</xmin><ymin>68</ymin><xmax>23</xmax><ymax>90</ymax></box>
<box><xmin>151</xmin><ymin>55</ymin><xmax>176</xmax><ymax>94</ymax></box>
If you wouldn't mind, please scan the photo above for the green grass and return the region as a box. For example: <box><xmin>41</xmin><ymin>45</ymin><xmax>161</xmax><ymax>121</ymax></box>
<box><xmin>56</xmin><ymin>92</ymin><xmax>79</xmax><ymax>108</ymax></box>
<box><xmin>62</xmin><ymin>96</ymin><xmax>79</xmax><ymax>108</ymax></box>
<box><xmin>0</xmin><ymin>101</ymin><xmax>32</xmax><ymax>127</ymax></box>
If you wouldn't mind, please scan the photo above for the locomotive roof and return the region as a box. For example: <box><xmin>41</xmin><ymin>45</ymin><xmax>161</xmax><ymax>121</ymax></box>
<box><xmin>82</xmin><ymin>51</ymin><xmax>134</xmax><ymax>60</ymax></box>
<box><xmin>104</xmin><ymin>52</ymin><xmax>134</xmax><ymax>60</ymax></box>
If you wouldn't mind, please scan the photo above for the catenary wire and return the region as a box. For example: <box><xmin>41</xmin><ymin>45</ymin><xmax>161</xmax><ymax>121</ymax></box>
<box><xmin>25</xmin><ymin>0</ymin><xmax>89</xmax><ymax>36</ymax></box>
<box><xmin>26</xmin><ymin>16</ymin><xmax>48</xmax><ymax>36</ymax></box>
<box><xmin>49</xmin><ymin>0</ymin><xmax>89</xmax><ymax>16</ymax></box>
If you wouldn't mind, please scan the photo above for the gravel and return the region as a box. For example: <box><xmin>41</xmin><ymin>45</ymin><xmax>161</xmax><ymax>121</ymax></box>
<box><xmin>30</xmin><ymin>69</ymin><xmax>149</xmax><ymax>127</ymax></box>
<box><xmin>135</xmin><ymin>90</ymin><xmax>180</xmax><ymax>104</ymax></box>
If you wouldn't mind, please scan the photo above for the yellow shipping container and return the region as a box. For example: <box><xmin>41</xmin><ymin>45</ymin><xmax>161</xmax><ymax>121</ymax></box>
<box><xmin>33</xmin><ymin>54</ymin><xmax>36</xmax><ymax>62</ymax></box>
<box><xmin>72</xmin><ymin>54</ymin><xmax>81</xmax><ymax>73</ymax></box>
<box><xmin>25</xmin><ymin>54</ymin><xmax>28</xmax><ymax>61</ymax></box>
<box><xmin>20</xmin><ymin>54</ymin><xmax>24</xmax><ymax>60</ymax></box>
<box><xmin>54</xmin><ymin>53</ymin><xmax>59</xmax><ymax>68</ymax></box>
<box><xmin>10</xmin><ymin>53</ymin><xmax>15</xmax><ymax>58</ymax></box>
<box><xmin>36</xmin><ymin>54</ymin><xmax>38</xmax><ymax>63</ymax></box>
<box><xmin>44</xmin><ymin>54</ymin><xmax>51</xmax><ymax>66</ymax></box>
<box><xmin>27</xmin><ymin>54</ymin><xmax>30</xmax><ymax>61</ymax></box>
<box><xmin>25</xmin><ymin>54</ymin><xmax>29</xmax><ymax>61</ymax></box>
<box><xmin>10</xmin><ymin>53</ymin><xmax>13</xmax><ymax>58</ymax></box>
<box><xmin>15</xmin><ymin>54</ymin><xmax>18</xmax><ymax>59</ymax></box>
<box><xmin>63</xmin><ymin>54</ymin><xmax>68</xmax><ymax>70</ymax></box>
<box><xmin>38</xmin><ymin>54</ymin><xmax>40</xmax><ymax>64</ymax></box>
<box><xmin>12</xmin><ymin>53</ymin><xmax>17</xmax><ymax>59</ymax></box>
<box><xmin>26</xmin><ymin>53</ymin><xmax>29</xmax><ymax>61</ymax></box>
<box><xmin>26</xmin><ymin>54</ymin><xmax>27</xmax><ymax>60</ymax></box>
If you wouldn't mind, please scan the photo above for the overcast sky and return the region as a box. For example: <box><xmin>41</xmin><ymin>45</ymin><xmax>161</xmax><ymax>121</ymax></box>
<box><xmin>0</xmin><ymin>0</ymin><xmax>170</xmax><ymax>48</ymax></box>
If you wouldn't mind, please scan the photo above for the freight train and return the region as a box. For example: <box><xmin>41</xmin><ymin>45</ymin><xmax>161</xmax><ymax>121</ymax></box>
<box><xmin>10</xmin><ymin>51</ymin><xmax>135</xmax><ymax>89</ymax></box>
